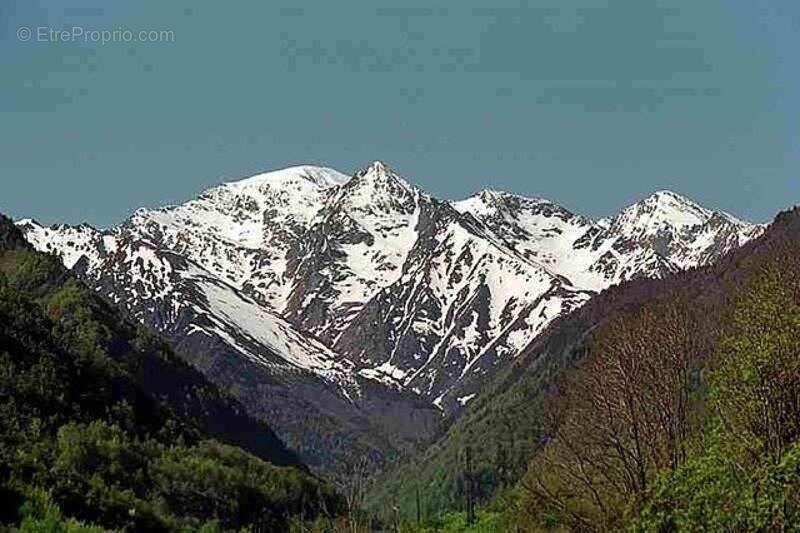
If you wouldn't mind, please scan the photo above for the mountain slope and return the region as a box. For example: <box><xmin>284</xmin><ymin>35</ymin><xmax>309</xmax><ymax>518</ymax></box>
<box><xmin>3</xmin><ymin>215</ymin><xmax>302</xmax><ymax>470</ymax></box>
<box><xmin>21</xmin><ymin>216</ymin><xmax>440</xmax><ymax>478</ymax></box>
<box><xmin>335</xmin><ymin>197</ymin><xmax>592</xmax><ymax>410</ymax></box>
<box><xmin>283</xmin><ymin>162</ymin><xmax>426</xmax><ymax>342</ymax></box>
<box><xmin>0</xmin><ymin>213</ymin><xmax>342</xmax><ymax>530</ymax></box>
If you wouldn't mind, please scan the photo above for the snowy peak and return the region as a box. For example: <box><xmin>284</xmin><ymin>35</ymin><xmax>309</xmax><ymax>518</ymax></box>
<box><xmin>453</xmin><ymin>188</ymin><xmax>516</xmax><ymax>215</ymax></box>
<box><xmin>474</xmin><ymin>188</ymin><xmax>545</xmax><ymax>204</ymax></box>
<box><xmin>584</xmin><ymin>189</ymin><xmax>765</xmax><ymax>280</ymax></box>
<box><xmin>612</xmin><ymin>190</ymin><xmax>715</xmax><ymax>236</ymax></box>
<box><xmin>453</xmin><ymin>189</ymin><xmax>576</xmax><ymax>223</ymax></box>
<box><xmin>344</xmin><ymin>161</ymin><xmax>419</xmax><ymax>205</ymax></box>
<box><xmin>132</xmin><ymin>165</ymin><xmax>350</xmax><ymax>247</ymax></box>
<box><xmin>114</xmin><ymin>165</ymin><xmax>360</xmax><ymax>312</ymax></box>
<box><xmin>609</xmin><ymin>189</ymin><xmax>757</xmax><ymax>249</ymax></box>
<box><xmin>611</xmin><ymin>190</ymin><xmax>752</xmax><ymax>236</ymax></box>
<box><xmin>474</xmin><ymin>188</ymin><xmax>538</xmax><ymax>206</ymax></box>
<box><xmin>354</xmin><ymin>160</ymin><xmax>395</xmax><ymax>179</ymax></box>
<box><xmin>224</xmin><ymin>165</ymin><xmax>351</xmax><ymax>192</ymax></box>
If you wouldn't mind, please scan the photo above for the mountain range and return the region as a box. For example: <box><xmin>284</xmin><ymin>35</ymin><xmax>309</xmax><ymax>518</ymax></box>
<box><xmin>17</xmin><ymin>161</ymin><xmax>763</xmax><ymax>476</ymax></box>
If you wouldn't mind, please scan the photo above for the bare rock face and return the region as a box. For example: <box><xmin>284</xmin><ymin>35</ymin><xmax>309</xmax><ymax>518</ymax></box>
<box><xmin>18</xmin><ymin>163</ymin><xmax>763</xmax><ymax>473</ymax></box>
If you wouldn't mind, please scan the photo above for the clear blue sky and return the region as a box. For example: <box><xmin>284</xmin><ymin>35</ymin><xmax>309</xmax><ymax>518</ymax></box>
<box><xmin>2</xmin><ymin>0</ymin><xmax>798</xmax><ymax>226</ymax></box>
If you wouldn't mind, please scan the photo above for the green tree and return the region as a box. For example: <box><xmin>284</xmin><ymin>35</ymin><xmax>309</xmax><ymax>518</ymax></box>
<box><xmin>711</xmin><ymin>268</ymin><xmax>800</xmax><ymax>465</ymax></box>
<box><xmin>639</xmin><ymin>267</ymin><xmax>800</xmax><ymax>531</ymax></box>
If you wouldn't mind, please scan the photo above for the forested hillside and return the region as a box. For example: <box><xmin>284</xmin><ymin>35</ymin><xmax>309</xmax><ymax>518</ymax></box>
<box><xmin>0</xmin><ymin>213</ymin><xmax>342</xmax><ymax>531</ymax></box>
<box><xmin>511</xmin><ymin>207</ymin><xmax>800</xmax><ymax>530</ymax></box>
<box><xmin>374</xmin><ymin>207</ymin><xmax>800</xmax><ymax>531</ymax></box>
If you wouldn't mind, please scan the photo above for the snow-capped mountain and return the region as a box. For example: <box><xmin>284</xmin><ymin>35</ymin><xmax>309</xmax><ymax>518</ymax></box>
<box><xmin>455</xmin><ymin>188</ymin><xmax>760</xmax><ymax>287</ymax></box>
<box><xmin>18</xmin><ymin>162</ymin><xmax>764</xmax><ymax>426</ymax></box>
<box><xmin>122</xmin><ymin>165</ymin><xmax>351</xmax><ymax>312</ymax></box>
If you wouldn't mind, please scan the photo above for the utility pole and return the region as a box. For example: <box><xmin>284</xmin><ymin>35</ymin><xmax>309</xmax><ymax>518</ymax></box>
<box><xmin>392</xmin><ymin>496</ymin><xmax>400</xmax><ymax>533</ymax></box>
<box><xmin>416</xmin><ymin>484</ymin><xmax>421</xmax><ymax>525</ymax></box>
<box><xmin>465</xmin><ymin>446</ymin><xmax>475</xmax><ymax>526</ymax></box>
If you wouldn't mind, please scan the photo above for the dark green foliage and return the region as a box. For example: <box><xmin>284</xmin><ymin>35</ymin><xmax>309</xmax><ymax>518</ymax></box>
<box><xmin>0</xmin><ymin>214</ymin><xmax>343</xmax><ymax>530</ymax></box>
<box><xmin>15</xmin><ymin>485</ymin><xmax>106</xmax><ymax>532</ymax></box>
<box><xmin>151</xmin><ymin>440</ymin><xmax>339</xmax><ymax>530</ymax></box>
